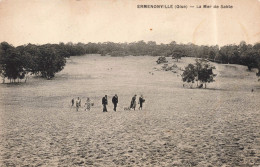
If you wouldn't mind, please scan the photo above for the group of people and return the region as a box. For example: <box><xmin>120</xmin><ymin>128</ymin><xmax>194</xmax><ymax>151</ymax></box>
<box><xmin>71</xmin><ymin>94</ymin><xmax>145</xmax><ymax>112</ymax></box>
<box><xmin>102</xmin><ymin>94</ymin><xmax>118</xmax><ymax>112</ymax></box>
<box><xmin>71</xmin><ymin>97</ymin><xmax>92</xmax><ymax>112</ymax></box>
<box><xmin>102</xmin><ymin>94</ymin><xmax>145</xmax><ymax>112</ymax></box>
<box><xmin>130</xmin><ymin>94</ymin><xmax>145</xmax><ymax>110</ymax></box>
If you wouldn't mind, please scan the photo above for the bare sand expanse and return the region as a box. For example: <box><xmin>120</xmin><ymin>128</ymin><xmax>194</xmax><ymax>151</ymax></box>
<box><xmin>0</xmin><ymin>55</ymin><xmax>260</xmax><ymax>167</ymax></box>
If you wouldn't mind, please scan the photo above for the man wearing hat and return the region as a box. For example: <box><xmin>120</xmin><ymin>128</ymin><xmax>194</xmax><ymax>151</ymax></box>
<box><xmin>112</xmin><ymin>94</ymin><xmax>118</xmax><ymax>111</ymax></box>
<box><xmin>102</xmin><ymin>95</ymin><xmax>108</xmax><ymax>112</ymax></box>
<box><xmin>138</xmin><ymin>95</ymin><xmax>145</xmax><ymax>110</ymax></box>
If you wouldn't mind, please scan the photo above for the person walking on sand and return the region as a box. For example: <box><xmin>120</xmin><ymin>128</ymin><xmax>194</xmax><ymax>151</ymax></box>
<box><xmin>84</xmin><ymin>97</ymin><xmax>91</xmax><ymax>111</ymax></box>
<box><xmin>102</xmin><ymin>95</ymin><xmax>108</xmax><ymax>112</ymax></box>
<box><xmin>112</xmin><ymin>94</ymin><xmax>118</xmax><ymax>111</ymax></box>
<box><xmin>130</xmin><ymin>95</ymin><xmax>137</xmax><ymax>110</ymax></box>
<box><xmin>138</xmin><ymin>95</ymin><xmax>145</xmax><ymax>110</ymax></box>
<box><xmin>70</xmin><ymin>98</ymin><xmax>75</xmax><ymax>111</ymax></box>
<box><xmin>71</xmin><ymin>98</ymin><xmax>75</xmax><ymax>107</ymax></box>
<box><xmin>75</xmin><ymin>97</ymin><xmax>81</xmax><ymax>111</ymax></box>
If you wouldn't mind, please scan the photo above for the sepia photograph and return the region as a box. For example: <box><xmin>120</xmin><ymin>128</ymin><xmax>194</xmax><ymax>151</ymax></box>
<box><xmin>0</xmin><ymin>0</ymin><xmax>260</xmax><ymax>166</ymax></box>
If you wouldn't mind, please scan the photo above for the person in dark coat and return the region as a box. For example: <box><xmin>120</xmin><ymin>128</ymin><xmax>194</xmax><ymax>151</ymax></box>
<box><xmin>102</xmin><ymin>95</ymin><xmax>108</xmax><ymax>112</ymax></box>
<box><xmin>138</xmin><ymin>95</ymin><xmax>145</xmax><ymax>110</ymax></box>
<box><xmin>130</xmin><ymin>95</ymin><xmax>137</xmax><ymax>110</ymax></box>
<box><xmin>71</xmin><ymin>98</ymin><xmax>74</xmax><ymax>106</ymax></box>
<box><xmin>112</xmin><ymin>94</ymin><xmax>118</xmax><ymax>111</ymax></box>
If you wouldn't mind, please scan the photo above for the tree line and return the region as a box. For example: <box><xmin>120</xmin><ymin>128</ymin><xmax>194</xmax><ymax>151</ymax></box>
<box><xmin>0</xmin><ymin>41</ymin><xmax>260</xmax><ymax>83</ymax></box>
<box><xmin>55</xmin><ymin>41</ymin><xmax>260</xmax><ymax>73</ymax></box>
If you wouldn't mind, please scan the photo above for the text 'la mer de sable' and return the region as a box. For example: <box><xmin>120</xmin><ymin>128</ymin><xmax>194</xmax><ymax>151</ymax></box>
<box><xmin>196</xmin><ymin>5</ymin><xmax>233</xmax><ymax>8</ymax></box>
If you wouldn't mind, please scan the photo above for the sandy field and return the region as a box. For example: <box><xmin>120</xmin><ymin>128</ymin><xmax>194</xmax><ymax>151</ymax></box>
<box><xmin>0</xmin><ymin>55</ymin><xmax>260</xmax><ymax>167</ymax></box>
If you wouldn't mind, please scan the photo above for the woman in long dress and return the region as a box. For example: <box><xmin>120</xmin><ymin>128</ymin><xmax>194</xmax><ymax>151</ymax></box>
<box><xmin>130</xmin><ymin>95</ymin><xmax>137</xmax><ymax>110</ymax></box>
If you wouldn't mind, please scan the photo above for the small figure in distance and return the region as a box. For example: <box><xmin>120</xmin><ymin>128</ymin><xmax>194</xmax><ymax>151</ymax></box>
<box><xmin>138</xmin><ymin>95</ymin><xmax>145</xmax><ymax>110</ymax></box>
<box><xmin>71</xmin><ymin>98</ymin><xmax>75</xmax><ymax>106</ymax></box>
<box><xmin>130</xmin><ymin>95</ymin><xmax>137</xmax><ymax>110</ymax></box>
<box><xmin>70</xmin><ymin>98</ymin><xmax>75</xmax><ymax>111</ymax></box>
<box><xmin>102</xmin><ymin>95</ymin><xmax>108</xmax><ymax>112</ymax></box>
<box><xmin>112</xmin><ymin>94</ymin><xmax>118</xmax><ymax>112</ymax></box>
<box><xmin>84</xmin><ymin>97</ymin><xmax>91</xmax><ymax>111</ymax></box>
<box><xmin>251</xmin><ymin>88</ymin><xmax>254</xmax><ymax>92</ymax></box>
<box><xmin>75</xmin><ymin>97</ymin><xmax>81</xmax><ymax>112</ymax></box>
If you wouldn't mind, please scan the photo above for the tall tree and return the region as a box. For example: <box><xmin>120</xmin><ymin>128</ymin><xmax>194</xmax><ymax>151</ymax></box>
<box><xmin>37</xmin><ymin>44</ymin><xmax>66</xmax><ymax>79</ymax></box>
<box><xmin>182</xmin><ymin>59</ymin><xmax>216</xmax><ymax>88</ymax></box>
<box><xmin>196</xmin><ymin>59</ymin><xmax>216</xmax><ymax>88</ymax></box>
<box><xmin>0</xmin><ymin>42</ymin><xmax>25</xmax><ymax>83</ymax></box>
<box><xmin>182</xmin><ymin>64</ymin><xmax>197</xmax><ymax>88</ymax></box>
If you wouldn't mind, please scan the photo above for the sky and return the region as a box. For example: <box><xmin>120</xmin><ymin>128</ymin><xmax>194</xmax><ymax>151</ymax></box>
<box><xmin>0</xmin><ymin>0</ymin><xmax>260</xmax><ymax>46</ymax></box>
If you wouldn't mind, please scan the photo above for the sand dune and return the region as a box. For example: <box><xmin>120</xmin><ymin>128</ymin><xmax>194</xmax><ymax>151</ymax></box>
<box><xmin>0</xmin><ymin>55</ymin><xmax>259</xmax><ymax>166</ymax></box>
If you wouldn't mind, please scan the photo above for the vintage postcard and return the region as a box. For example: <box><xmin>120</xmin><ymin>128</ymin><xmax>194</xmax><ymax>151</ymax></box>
<box><xmin>0</xmin><ymin>0</ymin><xmax>260</xmax><ymax>166</ymax></box>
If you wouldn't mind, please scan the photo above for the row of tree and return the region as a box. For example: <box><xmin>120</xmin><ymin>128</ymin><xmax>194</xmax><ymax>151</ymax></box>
<box><xmin>48</xmin><ymin>41</ymin><xmax>260</xmax><ymax>73</ymax></box>
<box><xmin>1</xmin><ymin>41</ymin><xmax>260</xmax><ymax>83</ymax></box>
